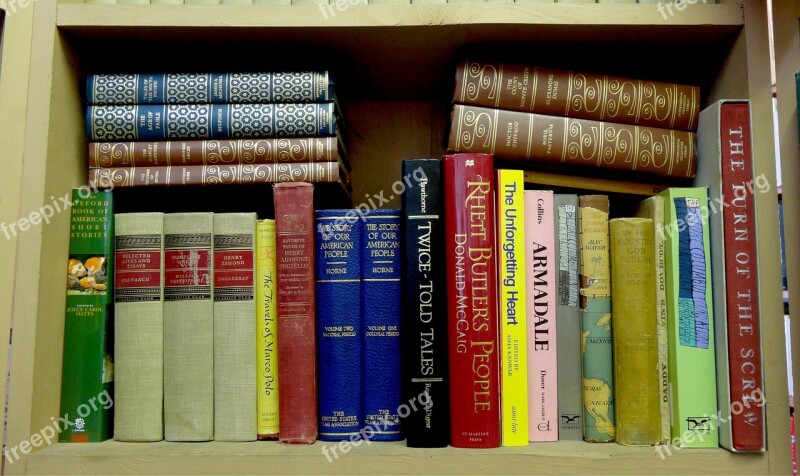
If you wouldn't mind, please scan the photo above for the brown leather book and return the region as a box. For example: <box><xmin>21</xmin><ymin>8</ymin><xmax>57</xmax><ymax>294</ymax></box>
<box><xmin>448</xmin><ymin>105</ymin><xmax>697</xmax><ymax>179</ymax></box>
<box><xmin>454</xmin><ymin>60</ymin><xmax>700</xmax><ymax>131</ymax></box>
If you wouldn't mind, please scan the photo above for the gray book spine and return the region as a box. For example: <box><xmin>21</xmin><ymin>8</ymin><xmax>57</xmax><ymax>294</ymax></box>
<box><xmin>213</xmin><ymin>213</ymin><xmax>258</xmax><ymax>441</ymax></box>
<box><xmin>164</xmin><ymin>213</ymin><xmax>214</xmax><ymax>442</ymax></box>
<box><xmin>114</xmin><ymin>212</ymin><xmax>165</xmax><ymax>442</ymax></box>
<box><xmin>554</xmin><ymin>195</ymin><xmax>582</xmax><ymax>440</ymax></box>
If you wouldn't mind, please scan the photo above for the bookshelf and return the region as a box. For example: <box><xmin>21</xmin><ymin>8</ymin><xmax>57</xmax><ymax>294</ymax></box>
<box><xmin>0</xmin><ymin>0</ymin><xmax>791</xmax><ymax>474</ymax></box>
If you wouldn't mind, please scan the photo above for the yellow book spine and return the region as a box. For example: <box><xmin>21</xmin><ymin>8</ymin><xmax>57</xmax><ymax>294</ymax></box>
<box><xmin>256</xmin><ymin>219</ymin><xmax>279</xmax><ymax>438</ymax></box>
<box><xmin>609</xmin><ymin>218</ymin><xmax>661</xmax><ymax>446</ymax></box>
<box><xmin>496</xmin><ymin>169</ymin><xmax>529</xmax><ymax>446</ymax></box>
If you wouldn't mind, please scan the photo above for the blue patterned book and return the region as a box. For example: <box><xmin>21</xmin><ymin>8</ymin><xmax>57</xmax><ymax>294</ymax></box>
<box><xmin>86</xmin><ymin>72</ymin><xmax>333</xmax><ymax>105</ymax></box>
<box><xmin>362</xmin><ymin>209</ymin><xmax>403</xmax><ymax>441</ymax></box>
<box><xmin>316</xmin><ymin>210</ymin><xmax>363</xmax><ymax>441</ymax></box>
<box><xmin>86</xmin><ymin>103</ymin><xmax>337</xmax><ymax>141</ymax></box>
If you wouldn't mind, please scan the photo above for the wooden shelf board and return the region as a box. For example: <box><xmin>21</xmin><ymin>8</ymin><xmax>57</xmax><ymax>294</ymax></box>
<box><xmin>26</xmin><ymin>440</ymin><xmax>768</xmax><ymax>475</ymax></box>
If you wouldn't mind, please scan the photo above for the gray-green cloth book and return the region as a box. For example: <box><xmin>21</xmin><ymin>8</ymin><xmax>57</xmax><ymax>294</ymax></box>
<box><xmin>114</xmin><ymin>213</ymin><xmax>165</xmax><ymax>442</ymax></box>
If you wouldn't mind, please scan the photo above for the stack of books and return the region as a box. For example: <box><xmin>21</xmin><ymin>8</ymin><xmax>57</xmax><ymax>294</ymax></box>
<box><xmin>84</xmin><ymin>71</ymin><xmax>350</xmax><ymax>190</ymax></box>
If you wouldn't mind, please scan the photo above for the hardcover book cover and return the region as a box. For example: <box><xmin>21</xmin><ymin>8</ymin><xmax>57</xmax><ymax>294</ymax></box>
<box><xmin>86</xmin><ymin>72</ymin><xmax>333</xmax><ymax>105</ymax></box>
<box><xmin>554</xmin><ymin>194</ymin><xmax>582</xmax><ymax>441</ymax></box>
<box><xmin>496</xmin><ymin>169</ymin><xmax>529</xmax><ymax>446</ymax></box>
<box><xmin>316</xmin><ymin>210</ymin><xmax>363</xmax><ymax>441</ymax></box>
<box><xmin>114</xmin><ymin>212</ymin><xmax>164</xmax><ymax>442</ymax></box>
<box><xmin>525</xmin><ymin>190</ymin><xmax>558</xmax><ymax>442</ymax></box>
<box><xmin>60</xmin><ymin>189</ymin><xmax>114</xmax><ymax>442</ymax></box>
<box><xmin>163</xmin><ymin>212</ymin><xmax>214</xmax><ymax>442</ymax></box>
<box><xmin>609</xmin><ymin>218</ymin><xmax>661</xmax><ymax>446</ymax></box>
<box><xmin>362</xmin><ymin>209</ymin><xmax>404</xmax><ymax>441</ymax></box>
<box><xmin>401</xmin><ymin>159</ymin><xmax>450</xmax><ymax>448</ymax></box>
<box><xmin>697</xmin><ymin>100</ymin><xmax>765</xmax><ymax>452</ymax></box>
<box><xmin>444</xmin><ymin>153</ymin><xmax>500</xmax><ymax>448</ymax></box>
<box><xmin>453</xmin><ymin>60</ymin><xmax>699</xmax><ymax>131</ymax></box>
<box><xmin>658</xmin><ymin>187</ymin><xmax>718</xmax><ymax>448</ymax></box>
<box><xmin>274</xmin><ymin>182</ymin><xmax>318</xmax><ymax>444</ymax></box>
<box><xmin>448</xmin><ymin>105</ymin><xmax>697</xmax><ymax>179</ymax></box>
<box><xmin>635</xmin><ymin>195</ymin><xmax>670</xmax><ymax>444</ymax></box>
<box><xmin>256</xmin><ymin>219</ymin><xmax>279</xmax><ymax>439</ymax></box>
<box><xmin>578</xmin><ymin>195</ymin><xmax>615</xmax><ymax>443</ymax></box>
<box><xmin>213</xmin><ymin>213</ymin><xmax>257</xmax><ymax>442</ymax></box>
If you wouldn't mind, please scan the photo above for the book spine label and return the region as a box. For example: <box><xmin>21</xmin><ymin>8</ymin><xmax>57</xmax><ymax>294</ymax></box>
<box><xmin>554</xmin><ymin>195</ymin><xmax>583</xmax><ymax>441</ymax></box>
<box><xmin>448</xmin><ymin>104</ymin><xmax>697</xmax><ymax>179</ymax></box>
<box><xmin>316</xmin><ymin>211</ymin><xmax>363</xmax><ymax>441</ymax></box>
<box><xmin>60</xmin><ymin>190</ymin><xmax>114</xmax><ymax>443</ymax></box>
<box><xmin>609</xmin><ymin>218</ymin><xmax>661</xmax><ymax>445</ymax></box>
<box><xmin>273</xmin><ymin>183</ymin><xmax>318</xmax><ymax>444</ymax></box>
<box><xmin>89</xmin><ymin>137</ymin><xmax>339</xmax><ymax>168</ymax></box>
<box><xmin>86</xmin><ymin>72</ymin><xmax>332</xmax><ymax>105</ymax></box>
<box><xmin>659</xmin><ymin>188</ymin><xmax>718</xmax><ymax>448</ymax></box>
<box><xmin>578</xmin><ymin>196</ymin><xmax>615</xmax><ymax>443</ymax></box>
<box><xmin>87</xmin><ymin>103</ymin><xmax>337</xmax><ymax>141</ymax></box>
<box><xmin>114</xmin><ymin>213</ymin><xmax>164</xmax><ymax>442</ymax></box>
<box><xmin>525</xmin><ymin>190</ymin><xmax>558</xmax><ymax>442</ymax></box>
<box><xmin>256</xmin><ymin>220</ymin><xmax>279</xmax><ymax>439</ymax></box>
<box><xmin>213</xmin><ymin>214</ymin><xmax>257</xmax><ymax>441</ymax></box>
<box><xmin>362</xmin><ymin>209</ymin><xmax>404</xmax><ymax>441</ymax></box>
<box><xmin>163</xmin><ymin>213</ymin><xmax>214</xmax><ymax>441</ymax></box>
<box><xmin>719</xmin><ymin>103</ymin><xmax>764</xmax><ymax>451</ymax></box>
<box><xmin>401</xmin><ymin>159</ymin><xmax>450</xmax><ymax>448</ymax></box>
<box><xmin>454</xmin><ymin>60</ymin><xmax>699</xmax><ymax>131</ymax></box>
<box><xmin>496</xmin><ymin>170</ymin><xmax>529</xmax><ymax>446</ymax></box>
<box><xmin>89</xmin><ymin>162</ymin><xmax>341</xmax><ymax>188</ymax></box>
<box><xmin>444</xmin><ymin>153</ymin><xmax>501</xmax><ymax>448</ymax></box>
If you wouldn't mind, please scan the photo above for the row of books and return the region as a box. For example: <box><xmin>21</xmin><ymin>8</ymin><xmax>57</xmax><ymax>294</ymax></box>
<box><xmin>84</xmin><ymin>72</ymin><xmax>350</xmax><ymax>190</ymax></box>
<box><xmin>79</xmin><ymin>0</ymin><xmax>710</xmax><ymax>5</ymax></box>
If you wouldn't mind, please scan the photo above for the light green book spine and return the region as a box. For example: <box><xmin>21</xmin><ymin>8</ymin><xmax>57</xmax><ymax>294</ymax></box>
<box><xmin>213</xmin><ymin>213</ymin><xmax>258</xmax><ymax>442</ymax></box>
<box><xmin>658</xmin><ymin>187</ymin><xmax>718</xmax><ymax>448</ymax></box>
<box><xmin>578</xmin><ymin>195</ymin><xmax>615</xmax><ymax>443</ymax></box>
<box><xmin>151</xmin><ymin>0</ymin><xmax>185</xmax><ymax>3</ymax></box>
<box><xmin>164</xmin><ymin>213</ymin><xmax>214</xmax><ymax>442</ymax></box>
<box><xmin>635</xmin><ymin>195</ymin><xmax>670</xmax><ymax>444</ymax></box>
<box><xmin>114</xmin><ymin>213</ymin><xmax>164</xmax><ymax>442</ymax></box>
<box><xmin>116</xmin><ymin>0</ymin><xmax>150</xmax><ymax>3</ymax></box>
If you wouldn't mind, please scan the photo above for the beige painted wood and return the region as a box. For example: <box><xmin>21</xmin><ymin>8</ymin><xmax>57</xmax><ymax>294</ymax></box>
<box><xmin>0</xmin><ymin>4</ymin><xmax>35</xmax><ymax>474</ymax></box>
<box><xmin>773</xmin><ymin>0</ymin><xmax>800</xmax><ymax>466</ymax></box>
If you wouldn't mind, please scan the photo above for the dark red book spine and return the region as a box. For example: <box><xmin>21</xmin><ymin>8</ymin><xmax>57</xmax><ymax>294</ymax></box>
<box><xmin>273</xmin><ymin>182</ymin><xmax>318</xmax><ymax>444</ymax></box>
<box><xmin>443</xmin><ymin>153</ymin><xmax>501</xmax><ymax>448</ymax></box>
<box><xmin>720</xmin><ymin>103</ymin><xmax>764</xmax><ymax>451</ymax></box>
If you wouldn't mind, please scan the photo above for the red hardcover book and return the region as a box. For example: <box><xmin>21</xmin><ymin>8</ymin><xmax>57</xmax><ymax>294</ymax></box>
<box><xmin>273</xmin><ymin>182</ymin><xmax>318</xmax><ymax>444</ymax></box>
<box><xmin>697</xmin><ymin>100</ymin><xmax>765</xmax><ymax>451</ymax></box>
<box><xmin>443</xmin><ymin>153</ymin><xmax>501</xmax><ymax>448</ymax></box>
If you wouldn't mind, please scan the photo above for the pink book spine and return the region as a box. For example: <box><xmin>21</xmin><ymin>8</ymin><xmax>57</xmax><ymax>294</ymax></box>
<box><xmin>525</xmin><ymin>190</ymin><xmax>558</xmax><ymax>442</ymax></box>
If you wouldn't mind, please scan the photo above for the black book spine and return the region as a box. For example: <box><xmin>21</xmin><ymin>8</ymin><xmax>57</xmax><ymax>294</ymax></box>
<box><xmin>401</xmin><ymin>159</ymin><xmax>450</xmax><ymax>448</ymax></box>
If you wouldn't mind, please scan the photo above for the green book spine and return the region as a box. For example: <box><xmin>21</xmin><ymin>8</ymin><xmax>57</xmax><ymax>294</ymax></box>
<box><xmin>114</xmin><ymin>213</ymin><xmax>164</xmax><ymax>442</ymax></box>
<box><xmin>578</xmin><ymin>195</ymin><xmax>615</xmax><ymax>443</ymax></box>
<box><xmin>164</xmin><ymin>213</ymin><xmax>214</xmax><ymax>442</ymax></box>
<box><xmin>60</xmin><ymin>189</ymin><xmax>114</xmax><ymax>442</ymax></box>
<box><xmin>213</xmin><ymin>213</ymin><xmax>257</xmax><ymax>441</ymax></box>
<box><xmin>659</xmin><ymin>187</ymin><xmax>718</xmax><ymax>448</ymax></box>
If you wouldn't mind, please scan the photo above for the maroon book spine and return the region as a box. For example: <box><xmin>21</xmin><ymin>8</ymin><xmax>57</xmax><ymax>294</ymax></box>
<box><xmin>88</xmin><ymin>162</ymin><xmax>341</xmax><ymax>188</ymax></box>
<box><xmin>720</xmin><ymin>103</ymin><xmax>764</xmax><ymax>451</ymax></box>
<box><xmin>443</xmin><ymin>153</ymin><xmax>501</xmax><ymax>448</ymax></box>
<box><xmin>273</xmin><ymin>182</ymin><xmax>318</xmax><ymax>444</ymax></box>
<box><xmin>88</xmin><ymin>138</ymin><xmax>339</xmax><ymax>168</ymax></box>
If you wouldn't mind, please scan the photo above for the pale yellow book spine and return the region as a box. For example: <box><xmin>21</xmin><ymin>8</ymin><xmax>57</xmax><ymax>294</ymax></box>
<box><xmin>609</xmin><ymin>218</ymin><xmax>661</xmax><ymax>446</ymax></box>
<box><xmin>496</xmin><ymin>169</ymin><xmax>529</xmax><ymax>446</ymax></box>
<box><xmin>256</xmin><ymin>219</ymin><xmax>279</xmax><ymax>438</ymax></box>
<box><xmin>635</xmin><ymin>196</ymin><xmax>669</xmax><ymax>444</ymax></box>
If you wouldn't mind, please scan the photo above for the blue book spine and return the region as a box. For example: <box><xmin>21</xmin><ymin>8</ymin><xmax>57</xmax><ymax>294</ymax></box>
<box><xmin>362</xmin><ymin>209</ymin><xmax>403</xmax><ymax>441</ymax></box>
<box><xmin>86</xmin><ymin>72</ymin><xmax>333</xmax><ymax>105</ymax></box>
<box><xmin>86</xmin><ymin>104</ymin><xmax>337</xmax><ymax>142</ymax></box>
<box><xmin>316</xmin><ymin>210</ymin><xmax>363</xmax><ymax>441</ymax></box>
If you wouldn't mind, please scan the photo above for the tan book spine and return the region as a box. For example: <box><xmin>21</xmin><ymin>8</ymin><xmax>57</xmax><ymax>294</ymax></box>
<box><xmin>449</xmin><ymin>104</ymin><xmax>697</xmax><ymax>179</ymax></box>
